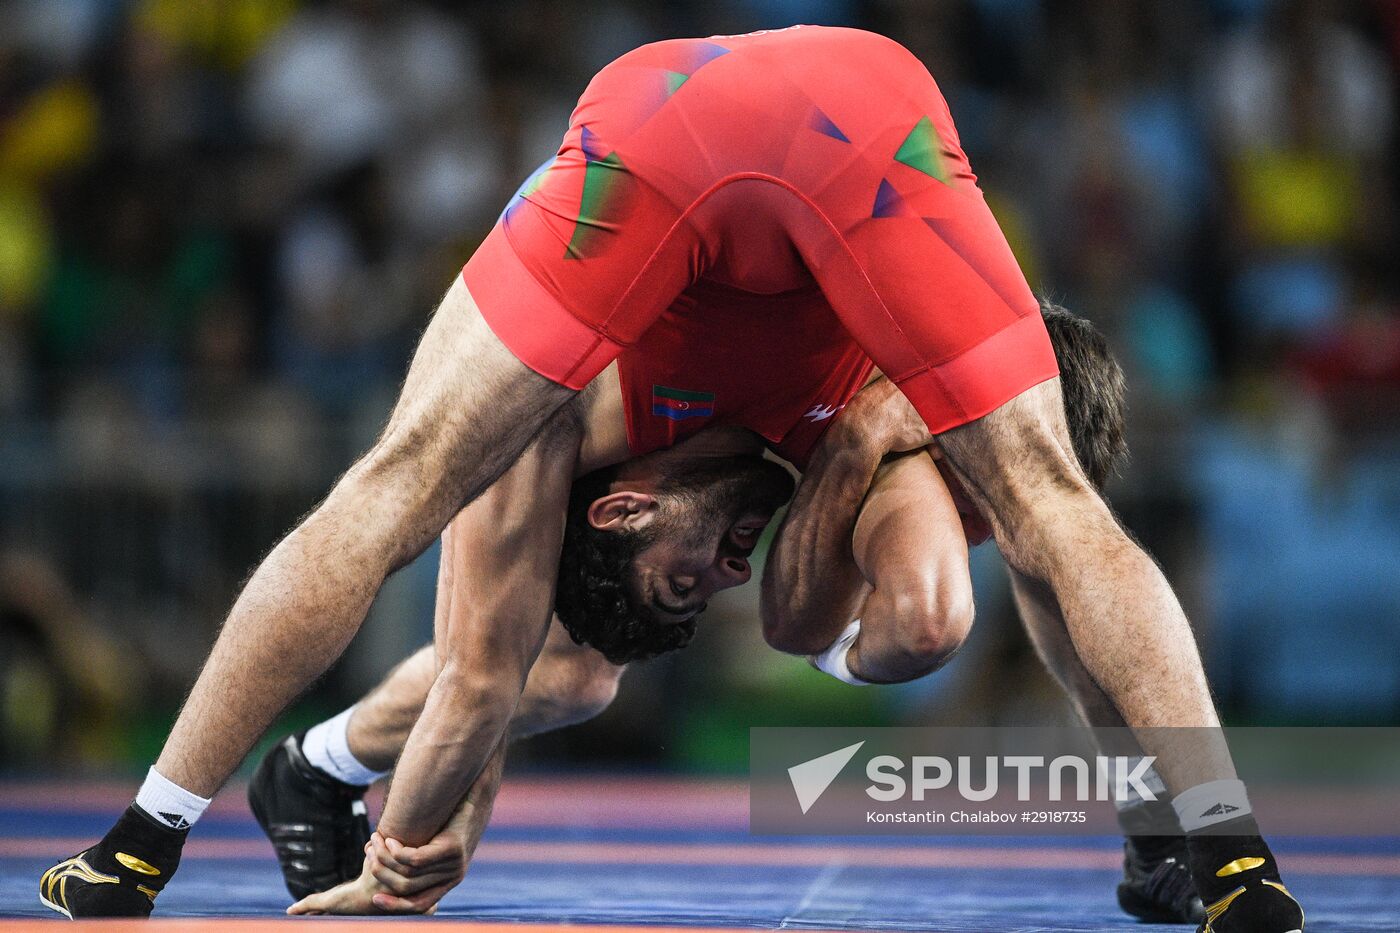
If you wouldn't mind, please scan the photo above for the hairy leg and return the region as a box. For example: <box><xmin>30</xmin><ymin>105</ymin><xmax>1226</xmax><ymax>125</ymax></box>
<box><xmin>156</xmin><ymin>279</ymin><xmax>575</xmax><ymax>797</ymax></box>
<box><xmin>1009</xmin><ymin>570</ymin><xmax>1123</xmax><ymax>729</ymax></box>
<box><xmin>936</xmin><ymin>379</ymin><xmax>1232</xmax><ymax>793</ymax></box>
<box><xmin>1008</xmin><ymin>568</ymin><xmax>1172</xmax><ymax>798</ymax></box>
<box><xmin>984</xmin><ymin>395</ymin><xmax>1305</xmax><ymax>931</ymax></box>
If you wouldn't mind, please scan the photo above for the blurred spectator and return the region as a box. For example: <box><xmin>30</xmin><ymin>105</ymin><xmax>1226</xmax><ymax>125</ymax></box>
<box><xmin>0</xmin><ymin>551</ymin><xmax>137</xmax><ymax>769</ymax></box>
<box><xmin>243</xmin><ymin>0</ymin><xmax>488</xmax><ymax>187</ymax></box>
<box><xmin>1212</xmin><ymin>0</ymin><xmax>1394</xmax><ymax>340</ymax></box>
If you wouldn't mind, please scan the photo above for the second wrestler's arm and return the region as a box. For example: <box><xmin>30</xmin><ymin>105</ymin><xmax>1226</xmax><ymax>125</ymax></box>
<box><xmin>288</xmin><ymin>417</ymin><xmax>585</xmax><ymax>916</ymax></box>
<box><xmin>762</xmin><ymin>380</ymin><xmax>975</xmax><ymax>683</ymax></box>
<box><xmin>760</xmin><ymin>377</ymin><xmax>933</xmax><ymax>653</ymax></box>
<box><xmin>759</xmin><ymin>426</ymin><xmax>879</xmax><ymax>655</ymax></box>
<box><xmin>373</xmin><ymin>411</ymin><xmax>582</xmax><ymax>846</ymax></box>
<box><xmin>345</xmin><ymin>627</ymin><xmax>624</xmax><ymax>774</ymax></box>
<box><xmin>346</xmin><ymin>628</ymin><xmax>623</xmax><ymax>912</ymax></box>
<box><xmin>843</xmin><ymin>451</ymin><xmax>975</xmax><ymax>682</ymax></box>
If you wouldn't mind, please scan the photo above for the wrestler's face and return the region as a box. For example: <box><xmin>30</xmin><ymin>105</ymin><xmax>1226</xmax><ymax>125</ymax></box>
<box><xmin>614</xmin><ymin>456</ymin><xmax>795</xmax><ymax>627</ymax></box>
<box><xmin>630</xmin><ymin>508</ymin><xmax>773</xmax><ymax>623</ymax></box>
<box><xmin>560</xmin><ymin>454</ymin><xmax>794</xmax><ymax>665</ymax></box>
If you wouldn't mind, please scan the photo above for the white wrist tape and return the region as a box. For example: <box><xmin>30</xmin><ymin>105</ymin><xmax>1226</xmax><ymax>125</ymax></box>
<box><xmin>810</xmin><ymin>619</ymin><xmax>870</xmax><ymax>685</ymax></box>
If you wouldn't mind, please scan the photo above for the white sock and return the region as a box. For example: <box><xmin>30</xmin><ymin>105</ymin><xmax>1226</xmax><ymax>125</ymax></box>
<box><xmin>302</xmin><ymin>705</ymin><xmax>389</xmax><ymax>787</ymax></box>
<box><xmin>1172</xmin><ymin>778</ymin><xmax>1253</xmax><ymax>833</ymax></box>
<box><xmin>134</xmin><ymin>767</ymin><xmax>211</xmax><ymax>831</ymax></box>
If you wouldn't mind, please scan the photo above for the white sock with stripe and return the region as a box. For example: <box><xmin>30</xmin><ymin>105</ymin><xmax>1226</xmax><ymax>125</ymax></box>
<box><xmin>133</xmin><ymin>767</ymin><xmax>210</xmax><ymax>831</ymax></box>
<box><xmin>1172</xmin><ymin>778</ymin><xmax>1253</xmax><ymax>834</ymax></box>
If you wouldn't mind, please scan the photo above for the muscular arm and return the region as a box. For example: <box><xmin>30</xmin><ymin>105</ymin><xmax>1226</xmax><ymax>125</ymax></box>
<box><xmin>845</xmin><ymin>452</ymin><xmax>974</xmax><ymax>682</ymax></box>
<box><xmin>762</xmin><ymin>378</ymin><xmax>973</xmax><ymax>683</ymax></box>
<box><xmin>291</xmin><ymin>533</ymin><xmax>623</xmax><ymax>917</ymax></box>
<box><xmin>759</xmin><ymin>422</ymin><xmax>881</xmax><ymax>655</ymax></box>
<box><xmin>761</xmin><ymin>377</ymin><xmax>932</xmax><ymax>654</ymax></box>
<box><xmin>330</xmin><ymin>624</ymin><xmax>622</xmax><ymax>913</ymax></box>
<box><xmin>373</xmin><ymin>409</ymin><xmax>583</xmax><ymax>846</ymax></box>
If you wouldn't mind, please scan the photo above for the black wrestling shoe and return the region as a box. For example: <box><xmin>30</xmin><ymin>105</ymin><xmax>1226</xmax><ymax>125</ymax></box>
<box><xmin>1117</xmin><ymin>835</ymin><xmax>1206</xmax><ymax>924</ymax></box>
<box><xmin>248</xmin><ymin>732</ymin><xmax>372</xmax><ymax>900</ymax></box>
<box><xmin>39</xmin><ymin>804</ymin><xmax>186</xmax><ymax>918</ymax></box>
<box><xmin>1198</xmin><ymin>880</ymin><xmax>1304</xmax><ymax>933</ymax></box>
<box><xmin>1187</xmin><ymin>821</ymin><xmax>1305</xmax><ymax>932</ymax></box>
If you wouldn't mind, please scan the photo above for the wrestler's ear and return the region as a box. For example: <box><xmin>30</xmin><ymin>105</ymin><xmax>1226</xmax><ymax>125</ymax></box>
<box><xmin>587</xmin><ymin>491</ymin><xmax>659</xmax><ymax>534</ymax></box>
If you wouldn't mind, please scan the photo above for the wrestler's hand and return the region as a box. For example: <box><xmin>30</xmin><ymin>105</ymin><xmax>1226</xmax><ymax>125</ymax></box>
<box><xmin>283</xmin><ymin>860</ymin><xmax>447</xmax><ymax>916</ymax></box>
<box><xmin>285</xmin><ymin>830</ymin><xmax>461</xmax><ymax>916</ymax></box>
<box><xmin>283</xmin><ymin>863</ymin><xmax>407</xmax><ymax>916</ymax></box>
<box><xmin>839</xmin><ymin>376</ymin><xmax>934</xmax><ymax>455</ymax></box>
<box><xmin>364</xmin><ymin>829</ymin><xmax>467</xmax><ymax>910</ymax></box>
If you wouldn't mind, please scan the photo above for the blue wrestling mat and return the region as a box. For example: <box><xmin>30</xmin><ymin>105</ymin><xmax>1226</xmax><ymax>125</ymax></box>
<box><xmin>2</xmin><ymin>777</ymin><xmax>1397</xmax><ymax>931</ymax></box>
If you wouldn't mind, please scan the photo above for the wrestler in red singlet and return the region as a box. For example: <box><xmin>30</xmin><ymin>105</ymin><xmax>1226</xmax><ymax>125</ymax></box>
<box><xmin>464</xmin><ymin>24</ymin><xmax>1058</xmax><ymax>443</ymax></box>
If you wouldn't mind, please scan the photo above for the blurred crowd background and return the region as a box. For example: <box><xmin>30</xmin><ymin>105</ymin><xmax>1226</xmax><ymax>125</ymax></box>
<box><xmin>2</xmin><ymin>0</ymin><xmax>1398</xmax><ymax>775</ymax></box>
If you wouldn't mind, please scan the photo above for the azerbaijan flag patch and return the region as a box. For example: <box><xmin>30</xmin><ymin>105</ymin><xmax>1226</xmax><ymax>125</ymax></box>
<box><xmin>652</xmin><ymin>385</ymin><xmax>715</xmax><ymax>421</ymax></box>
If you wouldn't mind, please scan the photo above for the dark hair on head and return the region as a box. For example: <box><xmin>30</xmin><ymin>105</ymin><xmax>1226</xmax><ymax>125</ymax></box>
<box><xmin>1039</xmin><ymin>299</ymin><xmax>1128</xmax><ymax>489</ymax></box>
<box><xmin>553</xmin><ymin>466</ymin><xmax>697</xmax><ymax>665</ymax></box>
